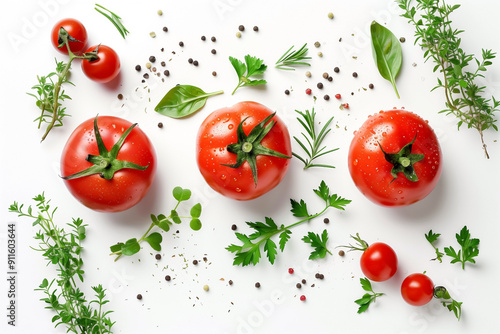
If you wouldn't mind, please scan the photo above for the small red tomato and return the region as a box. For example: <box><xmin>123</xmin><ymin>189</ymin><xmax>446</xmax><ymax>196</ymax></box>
<box><xmin>61</xmin><ymin>116</ymin><xmax>156</xmax><ymax>212</ymax></box>
<box><xmin>81</xmin><ymin>45</ymin><xmax>121</xmax><ymax>83</ymax></box>
<box><xmin>401</xmin><ymin>273</ymin><xmax>434</xmax><ymax>306</ymax></box>
<box><xmin>51</xmin><ymin>18</ymin><xmax>88</xmax><ymax>55</ymax></box>
<box><xmin>196</xmin><ymin>101</ymin><xmax>292</xmax><ymax>201</ymax></box>
<box><xmin>348</xmin><ymin>109</ymin><xmax>442</xmax><ymax>206</ymax></box>
<box><xmin>360</xmin><ymin>242</ymin><xmax>398</xmax><ymax>282</ymax></box>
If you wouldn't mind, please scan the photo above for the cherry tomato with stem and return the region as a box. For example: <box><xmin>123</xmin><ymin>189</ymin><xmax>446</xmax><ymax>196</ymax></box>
<box><xmin>61</xmin><ymin>115</ymin><xmax>156</xmax><ymax>212</ymax></box>
<box><xmin>51</xmin><ymin>18</ymin><xmax>88</xmax><ymax>55</ymax></box>
<box><xmin>341</xmin><ymin>233</ymin><xmax>398</xmax><ymax>282</ymax></box>
<box><xmin>81</xmin><ymin>45</ymin><xmax>121</xmax><ymax>83</ymax></box>
<box><xmin>196</xmin><ymin>101</ymin><xmax>292</xmax><ymax>201</ymax></box>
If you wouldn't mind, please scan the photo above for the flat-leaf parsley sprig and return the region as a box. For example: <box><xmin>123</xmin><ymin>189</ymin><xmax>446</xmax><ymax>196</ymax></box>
<box><xmin>293</xmin><ymin>108</ymin><xmax>338</xmax><ymax>169</ymax></box>
<box><xmin>398</xmin><ymin>0</ymin><xmax>499</xmax><ymax>158</ymax></box>
<box><xmin>355</xmin><ymin>277</ymin><xmax>384</xmax><ymax>314</ymax></box>
<box><xmin>226</xmin><ymin>180</ymin><xmax>351</xmax><ymax>266</ymax></box>
<box><xmin>9</xmin><ymin>193</ymin><xmax>115</xmax><ymax>333</ymax></box>
<box><xmin>229</xmin><ymin>55</ymin><xmax>267</xmax><ymax>95</ymax></box>
<box><xmin>110</xmin><ymin>186</ymin><xmax>202</xmax><ymax>261</ymax></box>
<box><xmin>275</xmin><ymin>43</ymin><xmax>312</xmax><ymax>70</ymax></box>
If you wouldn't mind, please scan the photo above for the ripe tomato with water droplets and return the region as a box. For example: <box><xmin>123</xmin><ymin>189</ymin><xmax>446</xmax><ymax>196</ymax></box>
<box><xmin>196</xmin><ymin>101</ymin><xmax>292</xmax><ymax>201</ymax></box>
<box><xmin>348</xmin><ymin>108</ymin><xmax>442</xmax><ymax>206</ymax></box>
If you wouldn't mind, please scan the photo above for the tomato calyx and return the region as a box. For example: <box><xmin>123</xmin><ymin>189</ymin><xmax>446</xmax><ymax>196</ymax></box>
<box><xmin>221</xmin><ymin>112</ymin><xmax>291</xmax><ymax>186</ymax></box>
<box><xmin>378</xmin><ymin>134</ymin><xmax>424</xmax><ymax>183</ymax></box>
<box><xmin>82</xmin><ymin>44</ymin><xmax>101</xmax><ymax>62</ymax></box>
<box><xmin>338</xmin><ymin>233</ymin><xmax>369</xmax><ymax>252</ymax></box>
<box><xmin>57</xmin><ymin>26</ymin><xmax>83</xmax><ymax>49</ymax></box>
<box><xmin>62</xmin><ymin>116</ymin><xmax>149</xmax><ymax>181</ymax></box>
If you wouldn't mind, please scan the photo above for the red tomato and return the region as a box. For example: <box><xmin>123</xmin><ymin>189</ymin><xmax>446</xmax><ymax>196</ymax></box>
<box><xmin>401</xmin><ymin>273</ymin><xmax>434</xmax><ymax>306</ymax></box>
<box><xmin>348</xmin><ymin>108</ymin><xmax>442</xmax><ymax>206</ymax></box>
<box><xmin>196</xmin><ymin>101</ymin><xmax>292</xmax><ymax>201</ymax></box>
<box><xmin>61</xmin><ymin>116</ymin><xmax>156</xmax><ymax>212</ymax></box>
<box><xmin>360</xmin><ymin>242</ymin><xmax>398</xmax><ymax>282</ymax></box>
<box><xmin>81</xmin><ymin>45</ymin><xmax>121</xmax><ymax>83</ymax></box>
<box><xmin>51</xmin><ymin>18</ymin><xmax>88</xmax><ymax>55</ymax></box>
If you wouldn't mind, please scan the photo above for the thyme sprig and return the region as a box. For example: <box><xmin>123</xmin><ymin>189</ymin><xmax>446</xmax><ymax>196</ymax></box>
<box><xmin>95</xmin><ymin>4</ymin><xmax>129</xmax><ymax>39</ymax></box>
<box><xmin>9</xmin><ymin>193</ymin><xmax>114</xmax><ymax>333</ymax></box>
<box><xmin>398</xmin><ymin>0</ymin><xmax>499</xmax><ymax>158</ymax></box>
<box><xmin>275</xmin><ymin>43</ymin><xmax>312</xmax><ymax>70</ymax></box>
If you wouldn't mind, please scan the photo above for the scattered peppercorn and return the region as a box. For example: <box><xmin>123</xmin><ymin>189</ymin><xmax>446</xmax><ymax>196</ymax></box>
<box><xmin>229</xmin><ymin>280</ymin><xmax>233</xmax><ymax>285</ymax></box>
<box><xmin>193</xmin><ymin>259</ymin><xmax>198</xmax><ymax>265</ymax></box>
<box><xmin>338</xmin><ymin>250</ymin><xmax>345</xmax><ymax>257</ymax></box>
<box><xmin>296</xmin><ymin>283</ymin><xmax>302</xmax><ymax>289</ymax></box>
<box><xmin>145</xmin><ymin>62</ymin><xmax>152</xmax><ymax>69</ymax></box>
<box><xmin>335</xmin><ymin>94</ymin><xmax>341</xmax><ymax>99</ymax></box>
<box><xmin>158</xmin><ymin>122</ymin><xmax>163</xmax><ymax>128</ymax></box>
<box><xmin>137</xmin><ymin>294</ymin><xmax>143</xmax><ymax>300</ymax></box>
<box><xmin>193</xmin><ymin>60</ymin><xmax>199</xmax><ymax>66</ymax></box>
<box><xmin>149</xmin><ymin>56</ymin><xmax>156</xmax><ymax>63</ymax></box>
<box><xmin>314</xmin><ymin>41</ymin><xmax>321</xmax><ymax>48</ymax></box>
<box><xmin>157</xmin><ymin>10</ymin><xmax>163</xmax><ymax>16</ymax></box>
<box><xmin>164</xmin><ymin>70</ymin><xmax>170</xmax><ymax>76</ymax></box>
<box><xmin>288</xmin><ymin>268</ymin><xmax>294</xmax><ymax>274</ymax></box>
<box><xmin>328</xmin><ymin>76</ymin><xmax>333</xmax><ymax>82</ymax></box>
<box><xmin>352</xmin><ymin>72</ymin><xmax>358</xmax><ymax>78</ymax></box>
<box><xmin>231</xmin><ymin>224</ymin><xmax>237</xmax><ymax>231</ymax></box>
<box><xmin>211</xmin><ymin>49</ymin><xmax>216</xmax><ymax>55</ymax></box>
<box><xmin>400</xmin><ymin>37</ymin><xmax>406</xmax><ymax>43</ymax></box>
<box><xmin>155</xmin><ymin>254</ymin><xmax>161</xmax><ymax>260</ymax></box>
<box><xmin>201</xmin><ymin>35</ymin><xmax>206</xmax><ymax>41</ymax></box>
<box><xmin>323</xmin><ymin>218</ymin><xmax>330</xmax><ymax>224</ymax></box>
<box><xmin>212</xmin><ymin>71</ymin><xmax>217</xmax><ymax>76</ymax></box>
<box><xmin>300</xmin><ymin>295</ymin><xmax>306</xmax><ymax>301</ymax></box>
<box><xmin>165</xmin><ymin>275</ymin><xmax>171</xmax><ymax>281</ymax></box>
<box><xmin>253</xmin><ymin>26</ymin><xmax>259</xmax><ymax>32</ymax></box>
<box><xmin>328</xmin><ymin>12</ymin><xmax>334</xmax><ymax>19</ymax></box>
<box><xmin>203</xmin><ymin>257</ymin><xmax>208</xmax><ymax>262</ymax></box>
<box><xmin>284</xmin><ymin>89</ymin><xmax>290</xmax><ymax>95</ymax></box>
<box><xmin>334</xmin><ymin>67</ymin><xmax>340</xmax><ymax>73</ymax></box>
<box><xmin>203</xmin><ymin>285</ymin><xmax>209</xmax><ymax>291</ymax></box>
<box><xmin>143</xmin><ymin>73</ymin><xmax>149</xmax><ymax>79</ymax></box>
<box><xmin>238</xmin><ymin>25</ymin><xmax>245</xmax><ymax>31</ymax></box>
<box><xmin>163</xmin><ymin>27</ymin><xmax>168</xmax><ymax>32</ymax></box>
<box><xmin>188</xmin><ymin>58</ymin><xmax>193</xmax><ymax>64</ymax></box>
<box><xmin>301</xmin><ymin>279</ymin><xmax>306</xmax><ymax>284</ymax></box>
<box><xmin>150</xmin><ymin>32</ymin><xmax>156</xmax><ymax>38</ymax></box>
<box><xmin>179</xmin><ymin>41</ymin><xmax>184</xmax><ymax>47</ymax></box>
<box><xmin>305</xmin><ymin>88</ymin><xmax>312</xmax><ymax>95</ymax></box>
<box><xmin>322</xmin><ymin>72</ymin><xmax>329</xmax><ymax>79</ymax></box>
<box><xmin>305</xmin><ymin>71</ymin><xmax>311</xmax><ymax>78</ymax></box>
<box><xmin>117</xmin><ymin>94</ymin><xmax>123</xmax><ymax>100</ymax></box>
<box><xmin>343</xmin><ymin>103</ymin><xmax>350</xmax><ymax>109</ymax></box>
<box><xmin>317</xmin><ymin>82</ymin><xmax>323</xmax><ymax>89</ymax></box>
<box><xmin>135</xmin><ymin>65</ymin><xmax>141</xmax><ymax>71</ymax></box>
<box><xmin>317</xmin><ymin>52</ymin><xmax>323</xmax><ymax>57</ymax></box>
<box><xmin>369</xmin><ymin>83</ymin><xmax>374</xmax><ymax>89</ymax></box>
<box><xmin>152</xmin><ymin>67</ymin><xmax>157</xmax><ymax>72</ymax></box>
<box><xmin>324</xmin><ymin>95</ymin><xmax>330</xmax><ymax>100</ymax></box>
<box><xmin>236</xmin><ymin>32</ymin><xmax>241</xmax><ymax>38</ymax></box>
<box><xmin>160</xmin><ymin>61</ymin><xmax>166</xmax><ymax>67</ymax></box>
<box><xmin>255</xmin><ymin>282</ymin><xmax>261</xmax><ymax>288</ymax></box>
<box><xmin>211</xmin><ymin>36</ymin><xmax>216</xmax><ymax>42</ymax></box>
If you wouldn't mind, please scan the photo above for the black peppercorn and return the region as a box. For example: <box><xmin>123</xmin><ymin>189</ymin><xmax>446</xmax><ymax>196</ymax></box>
<box><xmin>149</xmin><ymin>56</ymin><xmax>156</xmax><ymax>63</ymax></box>
<box><xmin>317</xmin><ymin>82</ymin><xmax>323</xmax><ymax>89</ymax></box>
<box><xmin>201</xmin><ymin>35</ymin><xmax>206</xmax><ymax>41</ymax></box>
<box><xmin>163</xmin><ymin>27</ymin><xmax>168</xmax><ymax>32</ymax></box>
<box><xmin>334</xmin><ymin>67</ymin><xmax>340</xmax><ymax>73</ymax></box>
<box><xmin>135</xmin><ymin>65</ymin><xmax>141</xmax><ymax>71</ymax></box>
<box><xmin>179</xmin><ymin>41</ymin><xmax>184</xmax><ymax>47</ymax></box>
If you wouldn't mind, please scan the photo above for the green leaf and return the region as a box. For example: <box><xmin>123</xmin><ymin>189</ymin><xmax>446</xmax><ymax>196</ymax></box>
<box><xmin>264</xmin><ymin>239</ymin><xmax>277</xmax><ymax>264</ymax></box>
<box><xmin>229</xmin><ymin>56</ymin><xmax>246</xmax><ymax>79</ymax></box>
<box><xmin>290</xmin><ymin>199</ymin><xmax>309</xmax><ymax>218</ymax></box>
<box><xmin>154</xmin><ymin>85</ymin><xmax>223</xmax><ymax>118</ymax></box>
<box><xmin>355</xmin><ymin>278</ymin><xmax>384</xmax><ymax>314</ymax></box>
<box><xmin>109</xmin><ymin>243</ymin><xmax>123</xmax><ymax>253</ymax></box>
<box><xmin>144</xmin><ymin>232</ymin><xmax>162</xmax><ymax>251</ymax></box>
<box><xmin>230</xmin><ymin>55</ymin><xmax>267</xmax><ymax>94</ymax></box>
<box><xmin>370</xmin><ymin>21</ymin><xmax>403</xmax><ymax>98</ymax></box>
<box><xmin>278</xmin><ymin>229</ymin><xmax>292</xmax><ymax>252</ymax></box>
<box><xmin>173</xmin><ymin>187</ymin><xmax>191</xmax><ymax>201</ymax></box>
<box><xmin>245</xmin><ymin>54</ymin><xmax>267</xmax><ymax>76</ymax></box>
<box><xmin>302</xmin><ymin>229</ymin><xmax>331</xmax><ymax>260</ymax></box>
<box><xmin>120</xmin><ymin>238</ymin><xmax>141</xmax><ymax>256</ymax></box>
<box><xmin>275</xmin><ymin>43</ymin><xmax>312</xmax><ymax>70</ymax></box>
<box><xmin>190</xmin><ymin>203</ymin><xmax>202</xmax><ymax>218</ymax></box>
<box><xmin>189</xmin><ymin>218</ymin><xmax>202</xmax><ymax>231</ymax></box>
<box><xmin>313</xmin><ymin>180</ymin><xmax>330</xmax><ymax>202</ymax></box>
<box><xmin>171</xmin><ymin>210</ymin><xmax>181</xmax><ymax>224</ymax></box>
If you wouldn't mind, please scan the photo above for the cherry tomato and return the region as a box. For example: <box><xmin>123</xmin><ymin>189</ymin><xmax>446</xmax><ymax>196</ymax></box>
<box><xmin>360</xmin><ymin>242</ymin><xmax>398</xmax><ymax>282</ymax></box>
<box><xmin>51</xmin><ymin>18</ymin><xmax>88</xmax><ymax>55</ymax></box>
<box><xmin>401</xmin><ymin>273</ymin><xmax>434</xmax><ymax>306</ymax></box>
<box><xmin>348</xmin><ymin>108</ymin><xmax>442</xmax><ymax>206</ymax></box>
<box><xmin>196</xmin><ymin>101</ymin><xmax>292</xmax><ymax>201</ymax></box>
<box><xmin>61</xmin><ymin>116</ymin><xmax>156</xmax><ymax>212</ymax></box>
<box><xmin>81</xmin><ymin>45</ymin><xmax>121</xmax><ymax>83</ymax></box>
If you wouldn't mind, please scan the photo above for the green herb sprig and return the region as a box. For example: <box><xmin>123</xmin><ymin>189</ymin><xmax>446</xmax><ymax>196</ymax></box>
<box><xmin>302</xmin><ymin>229</ymin><xmax>332</xmax><ymax>260</ymax></box>
<box><xmin>425</xmin><ymin>229</ymin><xmax>444</xmax><ymax>262</ymax></box>
<box><xmin>355</xmin><ymin>278</ymin><xmax>384</xmax><ymax>314</ymax></box>
<box><xmin>155</xmin><ymin>85</ymin><xmax>224</xmax><ymax>118</ymax></box>
<box><xmin>292</xmin><ymin>108</ymin><xmax>338</xmax><ymax>169</ymax></box>
<box><xmin>95</xmin><ymin>4</ymin><xmax>129</xmax><ymax>39</ymax></box>
<box><xmin>229</xmin><ymin>55</ymin><xmax>267</xmax><ymax>95</ymax></box>
<box><xmin>226</xmin><ymin>180</ymin><xmax>350</xmax><ymax>266</ymax></box>
<box><xmin>434</xmin><ymin>286</ymin><xmax>463</xmax><ymax>321</ymax></box>
<box><xmin>110</xmin><ymin>187</ymin><xmax>202</xmax><ymax>261</ymax></box>
<box><xmin>9</xmin><ymin>194</ymin><xmax>115</xmax><ymax>333</ymax></box>
<box><xmin>275</xmin><ymin>43</ymin><xmax>312</xmax><ymax>70</ymax></box>
<box><xmin>398</xmin><ymin>0</ymin><xmax>499</xmax><ymax>158</ymax></box>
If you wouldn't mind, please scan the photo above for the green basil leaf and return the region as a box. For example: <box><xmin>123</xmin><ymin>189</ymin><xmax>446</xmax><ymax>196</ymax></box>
<box><xmin>370</xmin><ymin>21</ymin><xmax>402</xmax><ymax>98</ymax></box>
<box><xmin>144</xmin><ymin>232</ymin><xmax>162</xmax><ymax>251</ymax></box>
<box><xmin>154</xmin><ymin>84</ymin><xmax>223</xmax><ymax>118</ymax></box>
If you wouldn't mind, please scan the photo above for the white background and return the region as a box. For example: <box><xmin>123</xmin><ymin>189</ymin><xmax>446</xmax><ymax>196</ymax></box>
<box><xmin>1</xmin><ymin>0</ymin><xmax>499</xmax><ymax>333</ymax></box>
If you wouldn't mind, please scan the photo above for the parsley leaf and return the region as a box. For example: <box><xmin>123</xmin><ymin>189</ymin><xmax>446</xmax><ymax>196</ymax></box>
<box><xmin>425</xmin><ymin>229</ymin><xmax>444</xmax><ymax>262</ymax></box>
<box><xmin>302</xmin><ymin>229</ymin><xmax>332</xmax><ymax>260</ymax></box>
<box><xmin>444</xmin><ymin>225</ymin><xmax>479</xmax><ymax>269</ymax></box>
<box><xmin>434</xmin><ymin>286</ymin><xmax>463</xmax><ymax>321</ymax></box>
<box><xmin>290</xmin><ymin>199</ymin><xmax>309</xmax><ymax>218</ymax></box>
<box><xmin>229</xmin><ymin>55</ymin><xmax>267</xmax><ymax>95</ymax></box>
<box><xmin>354</xmin><ymin>278</ymin><xmax>384</xmax><ymax>314</ymax></box>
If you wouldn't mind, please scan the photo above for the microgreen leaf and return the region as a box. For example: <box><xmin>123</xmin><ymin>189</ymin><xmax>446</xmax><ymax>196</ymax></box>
<box><xmin>190</xmin><ymin>203</ymin><xmax>202</xmax><ymax>218</ymax></box>
<box><xmin>355</xmin><ymin>278</ymin><xmax>384</xmax><ymax>314</ymax></box>
<box><xmin>190</xmin><ymin>218</ymin><xmax>202</xmax><ymax>231</ymax></box>
<box><xmin>173</xmin><ymin>187</ymin><xmax>191</xmax><ymax>201</ymax></box>
<box><xmin>120</xmin><ymin>238</ymin><xmax>141</xmax><ymax>256</ymax></box>
<box><xmin>154</xmin><ymin>85</ymin><xmax>223</xmax><ymax>118</ymax></box>
<box><xmin>144</xmin><ymin>232</ymin><xmax>162</xmax><ymax>252</ymax></box>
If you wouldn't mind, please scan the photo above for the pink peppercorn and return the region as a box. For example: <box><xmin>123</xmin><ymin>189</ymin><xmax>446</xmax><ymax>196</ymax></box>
<box><xmin>335</xmin><ymin>94</ymin><xmax>341</xmax><ymax>99</ymax></box>
<box><xmin>288</xmin><ymin>268</ymin><xmax>294</xmax><ymax>274</ymax></box>
<box><xmin>305</xmin><ymin>88</ymin><xmax>312</xmax><ymax>95</ymax></box>
<box><xmin>343</xmin><ymin>103</ymin><xmax>350</xmax><ymax>109</ymax></box>
<box><xmin>300</xmin><ymin>295</ymin><xmax>306</xmax><ymax>301</ymax></box>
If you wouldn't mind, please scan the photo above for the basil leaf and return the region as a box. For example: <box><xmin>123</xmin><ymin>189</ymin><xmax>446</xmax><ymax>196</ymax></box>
<box><xmin>155</xmin><ymin>84</ymin><xmax>223</xmax><ymax>118</ymax></box>
<box><xmin>370</xmin><ymin>21</ymin><xmax>402</xmax><ymax>98</ymax></box>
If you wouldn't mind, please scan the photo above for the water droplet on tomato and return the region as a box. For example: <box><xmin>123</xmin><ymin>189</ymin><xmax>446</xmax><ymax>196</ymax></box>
<box><xmin>221</xmin><ymin>175</ymin><xmax>226</xmax><ymax>180</ymax></box>
<box><xmin>228</xmin><ymin>124</ymin><xmax>234</xmax><ymax>130</ymax></box>
<box><xmin>353</xmin><ymin>159</ymin><xmax>358</xmax><ymax>166</ymax></box>
<box><xmin>235</xmin><ymin>188</ymin><xmax>241</xmax><ymax>193</ymax></box>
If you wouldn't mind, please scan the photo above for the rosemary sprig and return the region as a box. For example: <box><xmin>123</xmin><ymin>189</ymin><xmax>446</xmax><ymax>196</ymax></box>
<box><xmin>95</xmin><ymin>4</ymin><xmax>129</xmax><ymax>39</ymax></box>
<box><xmin>275</xmin><ymin>43</ymin><xmax>312</xmax><ymax>70</ymax></box>
<box><xmin>292</xmin><ymin>108</ymin><xmax>338</xmax><ymax>169</ymax></box>
<box><xmin>398</xmin><ymin>0</ymin><xmax>499</xmax><ymax>158</ymax></box>
<box><xmin>9</xmin><ymin>193</ymin><xmax>115</xmax><ymax>333</ymax></box>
